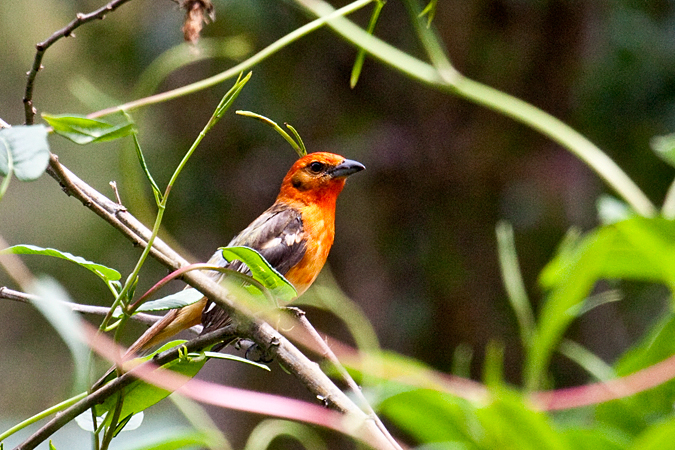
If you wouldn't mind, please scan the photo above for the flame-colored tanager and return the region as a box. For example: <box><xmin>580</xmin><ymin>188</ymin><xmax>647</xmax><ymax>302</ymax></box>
<box><xmin>128</xmin><ymin>152</ymin><xmax>365</xmax><ymax>353</ymax></box>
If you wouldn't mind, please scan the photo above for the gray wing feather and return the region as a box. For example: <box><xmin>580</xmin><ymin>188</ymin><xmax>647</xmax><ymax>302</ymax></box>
<box><xmin>201</xmin><ymin>203</ymin><xmax>306</xmax><ymax>333</ymax></box>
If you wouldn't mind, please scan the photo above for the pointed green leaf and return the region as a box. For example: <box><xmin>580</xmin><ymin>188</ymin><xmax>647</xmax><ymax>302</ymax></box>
<box><xmin>0</xmin><ymin>125</ymin><xmax>50</xmax><ymax>180</ymax></box>
<box><xmin>418</xmin><ymin>0</ymin><xmax>438</xmax><ymax>27</ymax></box>
<box><xmin>529</xmin><ymin>216</ymin><xmax>675</xmax><ymax>390</ymax></box>
<box><xmin>220</xmin><ymin>246</ymin><xmax>297</xmax><ymax>302</ymax></box>
<box><xmin>0</xmin><ymin>244</ymin><xmax>121</xmax><ymax>283</ymax></box>
<box><xmin>136</xmin><ymin>288</ymin><xmax>204</xmax><ymax>313</ymax></box>
<box><xmin>42</xmin><ymin>114</ymin><xmax>136</xmax><ymax>144</ymax></box>
<box><xmin>350</xmin><ymin>0</ymin><xmax>384</xmax><ymax>88</ymax></box>
<box><xmin>235</xmin><ymin>111</ymin><xmax>305</xmax><ymax>158</ymax></box>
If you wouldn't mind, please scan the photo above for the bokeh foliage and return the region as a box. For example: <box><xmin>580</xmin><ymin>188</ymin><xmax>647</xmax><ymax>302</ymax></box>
<box><xmin>3</xmin><ymin>0</ymin><xmax>675</xmax><ymax>448</ymax></box>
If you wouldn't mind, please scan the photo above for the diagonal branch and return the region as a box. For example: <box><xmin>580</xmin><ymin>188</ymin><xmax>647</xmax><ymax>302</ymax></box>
<box><xmin>23</xmin><ymin>0</ymin><xmax>136</xmax><ymax>124</ymax></box>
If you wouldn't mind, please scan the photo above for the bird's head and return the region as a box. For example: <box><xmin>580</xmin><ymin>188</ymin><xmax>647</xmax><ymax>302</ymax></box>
<box><xmin>277</xmin><ymin>152</ymin><xmax>365</xmax><ymax>205</ymax></box>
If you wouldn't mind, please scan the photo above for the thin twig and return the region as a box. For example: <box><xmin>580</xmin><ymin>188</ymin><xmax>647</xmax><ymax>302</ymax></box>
<box><xmin>0</xmin><ymin>286</ymin><xmax>168</xmax><ymax>328</ymax></box>
<box><xmin>23</xmin><ymin>0</ymin><xmax>135</xmax><ymax>124</ymax></box>
<box><xmin>287</xmin><ymin>307</ymin><xmax>403</xmax><ymax>450</ymax></box>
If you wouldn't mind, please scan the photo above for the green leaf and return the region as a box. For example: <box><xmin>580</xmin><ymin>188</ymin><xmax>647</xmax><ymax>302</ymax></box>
<box><xmin>29</xmin><ymin>276</ymin><xmax>89</xmax><ymax>391</ymax></box>
<box><xmin>561</xmin><ymin>427</ymin><xmax>628</xmax><ymax>450</ymax></box>
<box><xmin>136</xmin><ymin>288</ymin><xmax>204</xmax><ymax>313</ymax></box>
<box><xmin>220</xmin><ymin>246</ymin><xmax>298</xmax><ymax>302</ymax></box>
<box><xmin>49</xmin><ymin>440</ymin><xmax>57</xmax><ymax>450</ymax></box>
<box><xmin>381</xmin><ymin>387</ymin><xmax>569</xmax><ymax>449</ymax></box>
<box><xmin>0</xmin><ymin>125</ymin><xmax>50</xmax><ymax>180</ymax></box>
<box><xmin>204</xmin><ymin>72</ymin><xmax>251</xmax><ymax>133</ymax></box>
<box><xmin>129</xmin><ymin>124</ymin><xmax>162</xmax><ymax>204</ymax></box>
<box><xmin>350</xmin><ymin>0</ymin><xmax>384</xmax><ymax>88</ymax></box>
<box><xmin>97</xmin><ymin>341</ymin><xmax>209</xmax><ymax>421</ymax></box>
<box><xmin>379</xmin><ymin>388</ymin><xmax>479</xmax><ymax>444</ymax></box>
<box><xmin>235</xmin><ymin>111</ymin><xmax>306</xmax><ymax>158</ymax></box>
<box><xmin>244</xmin><ymin>420</ymin><xmax>326</xmax><ymax>450</ymax></box>
<box><xmin>476</xmin><ymin>390</ymin><xmax>570</xmax><ymax>450</ymax></box>
<box><xmin>112</xmin><ymin>429</ymin><xmax>216</xmax><ymax>450</ymax></box>
<box><xmin>0</xmin><ymin>244</ymin><xmax>121</xmax><ymax>283</ymax></box>
<box><xmin>42</xmin><ymin>114</ymin><xmax>136</xmax><ymax>145</ymax></box>
<box><xmin>596</xmin><ymin>311</ymin><xmax>675</xmax><ymax>436</ymax></box>
<box><xmin>528</xmin><ymin>217</ymin><xmax>675</xmax><ymax>390</ymax></box>
<box><xmin>418</xmin><ymin>0</ymin><xmax>438</xmax><ymax>27</ymax></box>
<box><xmin>631</xmin><ymin>415</ymin><xmax>675</xmax><ymax>450</ymax></box>
<box><xmin>650</xmin><ymin>133</ymin><xmax>675</xmax><ymax>168</ymax></box>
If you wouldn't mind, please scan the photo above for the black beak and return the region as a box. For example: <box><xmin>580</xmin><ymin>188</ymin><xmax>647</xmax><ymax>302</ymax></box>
<box><xmin>330</xmin><ymin>158</ymin><xmax>365</xmax><ymax>178</ymax></box>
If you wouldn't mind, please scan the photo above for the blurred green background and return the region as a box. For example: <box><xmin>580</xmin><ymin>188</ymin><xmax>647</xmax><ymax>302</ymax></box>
<box><xmin>2</xmin><ymin>0</ymin><xmax>675</xmax><ymax>447</ymax></box>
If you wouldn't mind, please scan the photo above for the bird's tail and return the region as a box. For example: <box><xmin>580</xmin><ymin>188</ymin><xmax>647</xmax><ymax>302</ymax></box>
<box><xmin>91</xmin><ymin>297</ymin><xmax>206</xmax><ymax>391</ymax></box>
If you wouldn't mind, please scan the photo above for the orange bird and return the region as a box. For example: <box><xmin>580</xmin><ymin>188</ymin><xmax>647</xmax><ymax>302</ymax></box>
<box><xmin>127</xmin><ymin>152</ymin><xmax>365</xmax><ymax>354</ymax></box>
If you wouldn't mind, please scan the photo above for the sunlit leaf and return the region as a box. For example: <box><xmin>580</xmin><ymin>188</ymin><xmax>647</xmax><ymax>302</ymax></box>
<box><xmin>0</xmin><ymin>125</ymin><xmax>50</xmax><ymax>180</ymax></box>
<box><xmin>42</xmin><ymin>114</ymin><xmax>136</xmax><ymax>145</ymax></box>
<box><xmin>111</xmin><ymin>429</ymin><xmax>215</xmax><ymax>450</ymax></box>
<box><xmin>220</xmin><ymin>246</ymin><xmax>297</xmax><ymax>302</ymax></box>
<box><xmin>529</xmin><ymin>216</ymin><xmax>675</xmax><ymax>390</ymax></box>
<box><xmin>596</xmin><ymin>311</ymin><xmax>675</xmax><ymax>436</ymax></box>
<box><xmin>631</xmin><ymin>415</ymin><xmax>675</xmax><ymax>450</ymax></box>
<box><xmin>380</xmin><ymin>388</ymin><xmax>477</xmax><ymax>444</ymax></box>
<box><xmin>0</xmin><ymin>244</ymin><xmax>121</xmax><ymax>283</ymax></box>
<box><xmin>381</xmin><ymin>388</ymin><xmax>571</xmax><ymax>449</ymax></box>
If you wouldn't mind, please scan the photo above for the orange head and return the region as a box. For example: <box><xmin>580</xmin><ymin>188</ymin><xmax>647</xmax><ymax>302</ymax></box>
<box><xmin>277</xmin><ymin>152</ymin><xmax>365</xmax><ymax>206</ymax></box>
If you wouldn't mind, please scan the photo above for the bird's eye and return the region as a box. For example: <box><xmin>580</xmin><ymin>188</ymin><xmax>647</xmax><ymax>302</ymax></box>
<box><xmin>308</xmin><ymin>161</ymin><xmax>326</xmax><ymax>173</ymax></box>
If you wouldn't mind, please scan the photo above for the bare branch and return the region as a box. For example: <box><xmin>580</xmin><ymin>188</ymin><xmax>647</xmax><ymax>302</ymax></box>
<box><xmin>23</xmin><ymin>0</ymin><xmax>135</xmax><ymax>124</ymax></box>
<box><xmin>0</xmin><ymin>286</ymin><xmax>165</xmax><ymax>327</ymax></box>
<box><xmin>287</xmin><ymin>307</ymin><xmax>402</xmax><ymax>449</ymax></box>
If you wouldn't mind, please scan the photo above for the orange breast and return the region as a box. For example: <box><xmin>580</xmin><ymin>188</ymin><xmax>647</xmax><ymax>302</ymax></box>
<box><xmin>282</xmin><ymin>202</ymin><xmax>335</xmax><ymax>297</ymax></box>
